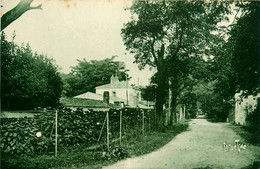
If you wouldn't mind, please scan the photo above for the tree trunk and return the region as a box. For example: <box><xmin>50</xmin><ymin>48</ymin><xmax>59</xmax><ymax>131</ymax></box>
<box><xmin>169</xmin><ymin>82</ymin><xmax>179</xmax><ymax>125</ymax></box>
<box><xmin>180</xmin><ymin>104</ymin><xmax>183</xmax><ymax>120</ymax></box>
<box><xmin>155</xmin><ymin>44</ymin><xmax>166</xmax><ymax>129</ymax></box>
<box><xmin>184</xmin><ymin>105</ymin><xmax>186</xmax><ymax>119</ymax></box>
<box><xmin>170</xmin><ymin>102</ymin><xmax>177</xmax><ymax>125</ymax></box>
<box><xmin>1</xmin><ymin>0</ymin><xmax>42</xmax><ymax>31</ymax></box>
<box><xmin>166</xmin><ymin>80</ymin><xmax>172</xmax><ymax>126</ymax></box>
<box><xmin>155</xmin><ymin>69</ymin><xmax>166</xmax><ymax>128</ymax></box>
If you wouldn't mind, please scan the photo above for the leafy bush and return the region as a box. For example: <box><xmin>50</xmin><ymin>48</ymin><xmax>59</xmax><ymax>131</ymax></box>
<box><xmin>1</xmin><ymin>107</ymin><xmax>154</xmax><ymax>157</ymax></box>
<box><xmin>1</xmin><ymin>118</ymin><xmax>33</xmax><ymax>156</ymax></box>
<box><xmin>100</xmin><ymin>145</ymin><xmax>129</xmax><ymax>160</ymax></box>
<box><xmin>1</xmin><ymin>32</ymin><xmax>63</xmax><ymax>111</ymax></box>
<box><xmin>0</xmin><ymin>117</ymin><xmax>50</xmax><ymax>156</ymax></box>
<box><xmin>245</xmin><ymin>103</ymin><xmax>259</xmax><ymax>131</ymax></box>
<box><xmin>1</xmin><ymin>109</ymin><xmax>187</xmax><ymax>169</ymax></box>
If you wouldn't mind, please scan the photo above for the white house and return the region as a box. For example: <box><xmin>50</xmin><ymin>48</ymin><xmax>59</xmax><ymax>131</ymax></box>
<box><xmin>74</xmin><ymin>75</ymin><xmax>143</xmax><ymax>107</ymax></box>
<box><xmin>74</xmin><ymin>91</ymin><xmax>125</xmax><ymax>105</ymax></box>
<box><xmin>95</xmin><ymin>75</ymin><xmax>141</xmax><ymax>107</ymax></box>
<box><xmin>234</xmin><ymin>92</ymin><xmax>260</xmax><ymax>125</ymax></box>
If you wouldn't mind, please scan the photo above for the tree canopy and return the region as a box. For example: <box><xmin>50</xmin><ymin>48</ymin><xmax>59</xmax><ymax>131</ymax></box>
<box><xmin>62</xmin><ymin>56</ymin><xmax>129</xmax><ymax>97</ymax></box>
<box><xmin>122</xmin><ymin>0</ymin><xmax>230</xmax><ymax>125</ymax></box>
<box><xmin>228</xmin><ymin>1</ymin><xmax>260</xmax><ymax>96</ymax></box>
<box><xmin>190</xmin><ymin>1</ymin><xmax>260</xmax><ymax>121</ymax></box>
<box><xmin>1</xmin><ymin>32</ymin><xmax>63</xmax><ymax>110</ymax></box>
<box><xmin>140</xmin><ymin>84</ymin><xmax>156</xmax><ymax>102</ymax></box>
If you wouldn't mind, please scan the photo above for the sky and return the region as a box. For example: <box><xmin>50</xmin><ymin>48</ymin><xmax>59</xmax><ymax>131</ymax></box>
<box><xmin>1</xmin><ymin>0</ymin><xmax>154</xmax><ymax>86</ymax></box>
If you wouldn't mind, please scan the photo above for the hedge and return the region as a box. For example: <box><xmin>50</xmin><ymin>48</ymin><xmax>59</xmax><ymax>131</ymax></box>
<box><xmin>1</xmin><ymin>107</ymin><xmax>154</xmax><ymax>156</ymax></box>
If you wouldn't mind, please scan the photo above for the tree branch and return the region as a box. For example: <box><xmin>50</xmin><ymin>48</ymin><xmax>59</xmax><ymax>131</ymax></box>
<box><xmin>158</xmin><ymin>44</ymin><xmax>165</xmax><ymax>60</ymax></box>
<box><xmin>150</xmin><ymin>36</ymin><xmax>158</xmax><ymax>66</ymax></box>
<box><xmin>30</xmin><ymin>4</ymin><xmax>42</xmax><ymax>10</ymax></box>
<box><xmin>1</xmin><ymin>0</ymin><xmax>42</xmax><ymax>31</ymax></box>
<box><xmin>173</xmin><ymin>27</ymin><xmax>184</xmax><ymax>57</ymax></box>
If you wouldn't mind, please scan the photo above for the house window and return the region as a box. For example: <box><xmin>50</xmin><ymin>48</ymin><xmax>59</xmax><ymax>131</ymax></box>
<box><xmin>112</xmin><ymin>91</ymin><xmax>116</xmax><ymax>97</ymax></box>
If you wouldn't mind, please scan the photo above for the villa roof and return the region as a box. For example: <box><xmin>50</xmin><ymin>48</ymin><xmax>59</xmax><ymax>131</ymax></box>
<box><xmin>60</xmin><ymin>97</ymin><xmax>119</xmax><ymax>108</ymax></box>
<box><xmin>74</xmin><ymin>92</ymin><xmax>125</xmax><ymax>102</ymax></box>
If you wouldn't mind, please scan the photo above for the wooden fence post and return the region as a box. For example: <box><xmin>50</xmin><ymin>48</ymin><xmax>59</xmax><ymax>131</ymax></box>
<box><xmin>184</xmin><ymin>105</ymin><xmax>186</xmax><ymax>119</ymax></box>
<box><xmin>106</xmin><ymin>111</ymin><xmax>109</xmax><ymax>150</ymax></box>
<box><xmin>55</xmin><ymin>110</ymin><xmax>58</xmax><ymax>157</ymax></box>
<box><xmin>120</xmin><ymin>109</ymin><xmax>122</xmax><ymax>145</ymax></box>
<box><xmin>149</xmin><ymin>114</ymin><xmax>151</xmax><ymax>131</ymax></box>
<box><xmin>97</xmin><ymin>115</ymin><xmax>107</xmax><ymax>145</ymax></box>
<box><xmin>142</xmin><ymin>110</ymin><xmax>144</xmax><ymax>136</ymax></box>
<box><xmin>167</xmin><ymin>80</ymin><xmax>172</xmax><ymax>125</ymax></box>
<box><xmin>180</xmin><ymin>105</ymin><xmax>183</xmax><ymax>120</ymax></box>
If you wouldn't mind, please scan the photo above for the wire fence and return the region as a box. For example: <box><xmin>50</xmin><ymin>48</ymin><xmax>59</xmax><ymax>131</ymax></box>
<box><xmin>1</xmin><ymin>107</ymin><xmax>155</xmax><ymax>157</ymax></box>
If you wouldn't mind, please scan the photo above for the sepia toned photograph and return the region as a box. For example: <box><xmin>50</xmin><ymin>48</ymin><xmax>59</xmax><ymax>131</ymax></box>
<box><xmin>1</xmin><ymin>0</ymin><xmax>259</xmax><ymax>168</ymax></box>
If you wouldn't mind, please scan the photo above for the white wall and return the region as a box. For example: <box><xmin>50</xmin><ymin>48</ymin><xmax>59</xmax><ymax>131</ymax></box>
<box><xmin>96</xmin><ymin>87</ymin><xmax>139</xmax><ymax>107</ymax></box>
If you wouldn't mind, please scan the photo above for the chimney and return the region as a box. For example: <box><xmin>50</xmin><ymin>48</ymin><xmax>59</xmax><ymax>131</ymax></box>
<box><xmin>110</xmin><ymin>75</ymin><xmax>119</xmax><ymax>85</ymax></box>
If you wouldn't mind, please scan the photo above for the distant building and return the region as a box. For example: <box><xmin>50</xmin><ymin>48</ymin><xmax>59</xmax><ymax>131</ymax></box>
<box><xmin>95</xmin><ymin>75</ymin><xmax>141</xmax><ymax>107</ymax></box>
<box><xmin>74</xmin><ymin>75</ymin><xmax>145</xmax><ymax>108</ymax></box>
<box><xmin>74</xmin><ymin>91</ymin><xmax>125</xmax><ymax>106</ymax></box>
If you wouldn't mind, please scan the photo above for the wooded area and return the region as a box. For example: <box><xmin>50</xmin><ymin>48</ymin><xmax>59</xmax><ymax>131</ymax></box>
<box><xmin>122</xmin><ymin>1</ymin><xmax>259</xmax><ymax>126</ymax></box>
<box><xmin>1</xmin><ymin>0</ymin><xmax>259</xmax><ymax>168</ymax></box>
<box><xmin>1</xmin><ymin>0</ymin><xmax>259</xmax><ymax>127</ymax></box>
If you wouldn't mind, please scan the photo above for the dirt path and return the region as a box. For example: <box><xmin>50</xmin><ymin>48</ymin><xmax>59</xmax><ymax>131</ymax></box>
<box><xmin>103</xmin><ymin>119</ymin><xmax>259</xmax><ymax>169</ymax></box>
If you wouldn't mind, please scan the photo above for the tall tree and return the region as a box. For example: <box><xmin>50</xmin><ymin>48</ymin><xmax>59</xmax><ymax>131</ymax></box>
<box><xmin>122</xmin><ymin>0</ymin><xmax>230</xmax><ymax>126</ymax></box>
<box><xmin>229</xmin><ymin>1</ymin><xmax>260</xmax><ymax>96</ymax></box>
<box><xmin>200</xmin><ymin>1</ymin><xmax>260</xmax><ymax>121</ymax></box>
<box><xmin>62</xmin><ymin>56</ymin><xmax>129</xmax><ymax>97</ymax></box>
<box><xmin>1</xmin><ymin>32</ymin><xmax>63</xmax><ymax>110</ymax></box>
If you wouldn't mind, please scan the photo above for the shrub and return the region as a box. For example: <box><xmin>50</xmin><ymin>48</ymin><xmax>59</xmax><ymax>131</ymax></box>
<box><xmin>1</xmin><ymin>107</ymin><xmax>154</xmax><ymax>157</ymax></box>
<box><xmin>245</xmin><ymin>103</ymin><xmax>260</xmax><ymax>131</ymax></box>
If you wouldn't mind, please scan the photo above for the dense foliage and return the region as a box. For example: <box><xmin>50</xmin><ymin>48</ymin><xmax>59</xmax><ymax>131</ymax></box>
<box><xmin>229</xmin><ymin>1</ymin><xmax>259</xmax><ymax>95</ymax></box>
<box><xmin>122</xmin><ymin>0</ymin><xmax>231</xmax><ymax>125</ymax></box>
<box><xmin>1</xmin><ymin>116</ymin><xmax>188</xmax><ymax>169</ymax></box>
<box><xmin>245</xmin><ymin>100</ymin><xmax>260</xmax><ymax>131</ymax></box>
<box><xmin>125</xmin><ymin>1</ymin><xmax>259</xmax><ymax>123</ymax></box>
<box><xmin>140</xmin><ymin>84</ymin><xmax>156</xmax><ymax>102</ymax></box>
<box><xmin>1</xmin><ymin>32</ymin><xmax>63</xmax><ymax>110</ymax></box>
<box><xmin>1</xmin><ymin>108</ymin><xmax>154</xmax><ymax>157</ymax></box>
<box><xmin>62</xmin><ymin>56</ymin><xmax>129</xmax><ymax>97</ymax></box>
<box><xmin>199</xmin><ymin>1</ymin><xmax>260</xmax><ymax>121</ymax></box>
